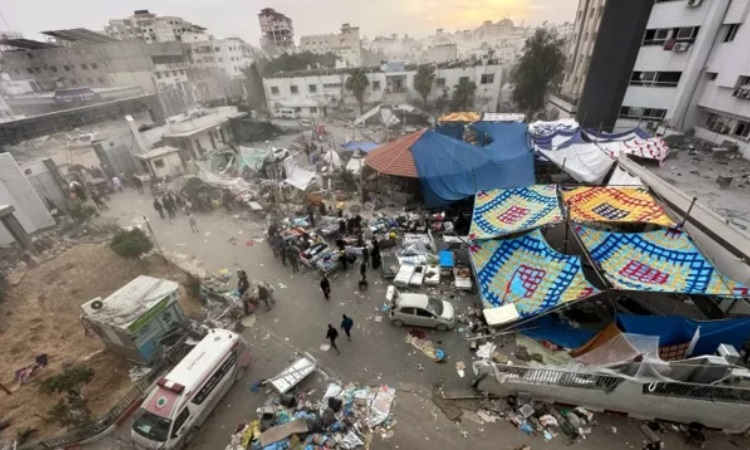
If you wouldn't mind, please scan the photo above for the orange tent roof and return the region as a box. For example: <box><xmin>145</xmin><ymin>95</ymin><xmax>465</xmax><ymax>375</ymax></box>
<box><xmin>364</xmin><ymin>129</ymin><xmax>426</xmax><ymax>178</ymax></box>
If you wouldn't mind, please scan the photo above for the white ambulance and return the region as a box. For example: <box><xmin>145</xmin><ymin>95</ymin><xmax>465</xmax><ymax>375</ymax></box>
<box><xmin>131</xmin><ymin>329</ymin><xmax>251</xmax><ymax>449</ymax></box>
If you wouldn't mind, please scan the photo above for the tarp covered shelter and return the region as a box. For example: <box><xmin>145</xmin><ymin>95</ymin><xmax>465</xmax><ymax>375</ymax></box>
<box><xmin>518</xmin><ymin>315</ymin><xmax>596</xmax><ymax>349</ymax></box>
<box><xmin>617</xmin><ymin>314</ymin><xmax>750</xmax><ymax>358</ymax></box>
<box><xmin>469</xmin><ymin>185</ymin><xmax>563</xmax><ymax>240</ymax></box>
<box><xmin>229</xmin><ymin>117</ymin><xmax>284</xmax><ymax>143</ymax></box>
<box><xmin>575</xmin><ymin>226</ymin><xmax>750</xmax><ymax>297</ymax></box>
<box><xmin>342</xmin><ymin>140</ymin><xmax>380</xmax><ymax>153</ymax></box>
<box><xmin>535</xmin><ymin>133</ymin><xmax>616</xmax><ymax>184</ymax></box>
<box><xmin>238</xmin><ymin>146</ymin><xmax>272</xmax><ymax>171</ymax></box>
<box><xmin>410</xmin><ymin>130</ymin><xmax>535</xmax><ymax>208</ymax></box>
<box><xmin>471</xmin><ymin>229</ymin><xmax>600</xmax><ymax>321</ymax></box>
<box><xmin>438</xmin><ymin>112</ymin><xmax>481</xmax><ymax>123</ymax></box>
<box><xmin>562</xmin><ymin>187</ymin><xmax>674</xmax><ymax>227</ymax></box>
<box><xmin>528</xmin><ymin>119</ymin><xmax>580</xmax><ymax>149</ymax></box>
<box><xmin>364</xmin><ymin>129</ymin><xmax>425</xmax><ymax>178</ymax></box>
<box><xmin>481</xmin><ymin>113</ymin><xmax>525</xmax><ymax>122</ymax></box>
<box><xmin>598</xmin><ymin>137</ymin><xmax>670</xmax><ymax>164</ymax></box>
<box><xmin>582</xmin><ymin>127</ymin><xmax>651</xmax><ymax>143</ymax></box>
<box><xmin>608</xmin><ymin>165</ymin><xmax>643</xmax><ymax>186</ymax></box>
<box><xmin>284</xmin><ymin>166</ymin><xmax>318</xmax><ymax>191</ymax></box>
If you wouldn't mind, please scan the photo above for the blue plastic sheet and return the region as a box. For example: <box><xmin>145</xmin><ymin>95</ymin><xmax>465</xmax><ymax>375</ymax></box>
<box><xmin>342</xmin><ymin>140</ymin><xmax>379</xmax><ymax>153</ymax></box>
<box><xmin>518</xmin><ymin>315</ymin><xmax>596</xmax><ymax>349</ymax></box>
<box><xmin>411</xmin><ymin>128</ymin><xmax>534</xmax><ymax>208</ymax></box>
<box><xmin>617</xmin><ymin>314</ymin><xmax>750</xmax><ymax>356</ymax></box>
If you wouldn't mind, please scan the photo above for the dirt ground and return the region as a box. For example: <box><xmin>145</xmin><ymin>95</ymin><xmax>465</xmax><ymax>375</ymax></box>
<box><xmin>0</xmin><ymin>243</ymin><xmax>203</xmax><ymax>441</ymax></box>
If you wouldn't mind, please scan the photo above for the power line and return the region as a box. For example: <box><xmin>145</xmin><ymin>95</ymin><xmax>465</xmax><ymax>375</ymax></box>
<box><xmin>0</xmin><ymin>8</ymin><xmax>11</xmax><ymax>31</ymax></box>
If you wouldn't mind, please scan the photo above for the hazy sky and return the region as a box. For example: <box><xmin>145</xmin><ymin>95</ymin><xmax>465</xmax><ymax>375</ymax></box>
<box><xmin>2</xmin><ymin>0</ymin><xmax>578</xmax><ymax>44</ymax></box>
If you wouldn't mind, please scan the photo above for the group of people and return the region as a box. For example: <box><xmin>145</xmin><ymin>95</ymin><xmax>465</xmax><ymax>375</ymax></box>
<box><xmin>325</xmin><ymin>314</ymin><xmax>354</xmax><ymax>355</ymax></box>
<box><xmin>152</xmin><ymin>194</ymin><xmax>180</xmax><ymax>220</ymax></box>
<box><xmin>237</xmin><ymin>269</ymin><xmax>274</xmax><ymax>313</ymax></box>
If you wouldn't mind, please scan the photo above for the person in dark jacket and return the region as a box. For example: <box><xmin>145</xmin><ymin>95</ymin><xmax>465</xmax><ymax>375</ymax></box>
<box><xmin>320</xmin><ymin>274</ymin><xmax>331</xmax><ymax>300</ymax></box>
<box><xmin>153</xmin><ymin>198</ymin><xmax>165</xmax><ymax>219</ymax></box>
<box><xmin>326</xmin><ymin>324</ymin><xmax>341</xmax><ymax>354</ymax></box>
<box><xmin>359</xmin><ymin>260</ymin><xmax>367</xmax><ymax>282</ymax></box>
<box><xmin>288</xmin><ymin>246</ymin><xmax>299</xmax><ymax>273</ymax></box>
<box><xmin>341</xmin><ymin>314</ymin><xmax>354</xmax><ymax>341</ymax></box>
<box><xmin>258</xmin><ymin>283</ymin><xmax>273</xmax><ymax>310</ymax></box>
<box><xmin>237</xmin><ymin>270</ymin><xmax>250</xmax><ymax>298</ymax></box>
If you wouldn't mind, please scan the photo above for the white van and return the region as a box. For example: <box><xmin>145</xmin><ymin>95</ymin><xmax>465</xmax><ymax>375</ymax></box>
<box><xmin>131</xmin><ymin>329</ymin><xmax>251</xmax><ymax>450</ymax></box>
<box><xmin>273</xmin><ymin>108</ymin><xmax>297</xmax><ymax>120</ymax></box>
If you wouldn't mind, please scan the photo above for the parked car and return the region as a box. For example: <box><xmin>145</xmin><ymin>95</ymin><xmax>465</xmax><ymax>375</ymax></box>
<box><xmin>385</xmin><ymin>285</ymin><xmax>455</xmax><ymax>331</ymax></box>
<box><xmin>273</xmin><ymin>108</ymin><xmax>297</xmax><ymax>119</ymax></box>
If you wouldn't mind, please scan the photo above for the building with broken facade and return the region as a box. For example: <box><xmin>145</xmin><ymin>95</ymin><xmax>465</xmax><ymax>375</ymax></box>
<box><xmin>103</xmin><ymin>10</ymin><xmax>206</xmax><ymax>44</ymax></box>
<box><xmin>262</xmin><ymin>60</ymin><xmax>504</xmax><ymax>118</ymax></box>
<box><xmin>299</xmin><ymin>23</ymin><xmax>362</xmax><ymax>67</ymax></box>
<box><xmin>258</xmin><ymin>7</ymin><xmax>295</xmax><ymax>53</ymax></box>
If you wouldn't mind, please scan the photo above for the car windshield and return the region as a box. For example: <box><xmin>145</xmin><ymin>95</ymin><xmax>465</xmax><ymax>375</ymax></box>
<box><xmin>132</xmin><ymin>409</ymin><xmax>172</xmax><ymax>442</ymax></box>
<box><xmin>427</xmin><ymin>297</ymin><xmax>444</xmax><ymax>316</ymax></box>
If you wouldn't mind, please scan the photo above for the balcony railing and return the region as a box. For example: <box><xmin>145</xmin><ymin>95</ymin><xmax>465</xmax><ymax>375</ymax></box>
<box><xmin>489</xmin><ymin>365</ymin><xmax>623</xmax><ymax>393</ymax></box>
<box><xmin>642</xmin><ymin>381</ymin><xmax>750</xmax><ymax>404</ymax></box>
<box><xmin>733</xmin><ymin>85</ymin><xmax>750</xmax><ymax>100</ymax></box>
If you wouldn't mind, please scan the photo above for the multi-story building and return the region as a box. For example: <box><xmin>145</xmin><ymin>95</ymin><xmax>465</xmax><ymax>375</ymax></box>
<box><xmin>183</xmin><ymin>34</ymin><xmax>253</xmax><ymax>101</ymax></box>
<box><xmin>299</xmin><ymin>24</ymin><xmax>362</xmax><ymax>67</ymax></box>
<box><xmin>564</xmin><ymin>0</ymin><xmax>750</xmax><ymax>158</ymax></box>
<box><xmin>559</xmin><ymin>0</ymin><xmax>606</xmax><ymax>103</ymax></box>
<box><xmin>0</xmin><ymin>31</ymin><xmax>196</xmax><ymax>116</ymax></box>
<box><xmin>261</xmin><ymin>59</ymin><xmax>504</xmax><ymax>118</ymax></box>
<box><xmin>103</xmin><ymin>10</ymin><xmax>205</xmax><ymax>43</ymax></box>
<box><xmin>258</xmin><ymin>8</ymin><xmax>294</xmax><ymax>52</ymax></box>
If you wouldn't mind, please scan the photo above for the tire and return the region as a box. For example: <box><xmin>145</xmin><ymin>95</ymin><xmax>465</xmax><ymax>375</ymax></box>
<box><xmin>436</xmin><ymin>324</ymin><xmax>448</xmax><ymax>332</ymax></box>
<box><xmin>235</xmin><ymin>365</ymin><xmax>247</xmax><ymax>382</ymax></box>
<box><xmin>183</xmin><ymin>427</ymin><xmax>198</xmax><ymax>448</ymax></box>
<box><xmin>392</xmin><ymin>319</ymin><xmax>404</xmax><ymax>327</ymax></box>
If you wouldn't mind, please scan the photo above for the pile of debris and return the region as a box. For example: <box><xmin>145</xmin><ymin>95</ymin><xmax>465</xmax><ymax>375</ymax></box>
<box><xmin>504</xmin><ymin>395</ymin><xmax>596</xmax><ymax>445</ymax></box>
<box><xmin>225</xmin><ymin>382</ymin><xmax>397</xmax><ymax>450</ymax></box>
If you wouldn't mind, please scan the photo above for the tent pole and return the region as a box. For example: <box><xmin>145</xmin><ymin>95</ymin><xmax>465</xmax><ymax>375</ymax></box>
<box><xmin>679</xmin><ymin>196</ymin><xmax>698</xmax><ymax>229</ymax></box>
<box><xmin>563</xmin><ymin>201</ymin><xmax>570</xmax><ymax>253</ymax></box>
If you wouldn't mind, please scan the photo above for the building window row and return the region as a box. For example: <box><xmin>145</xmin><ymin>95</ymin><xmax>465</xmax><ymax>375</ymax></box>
<box><xmin>704</xmin><ymin>113</ymin><xmax>750</xmax><ymax>140</ymax></box>
<box><xmin>619</xmin><ymin>106</ymin><xmax>667</xmax><ymax>121</ymax></box>
<box><xmin>642</xmin><ymin>27</ymin><xmax>699</xmax><ymax>46</ymax></box>
<box><xmin>630</xmin><ymin>71</ymin><xmax>682</xmax><ymax>87</ymax></box>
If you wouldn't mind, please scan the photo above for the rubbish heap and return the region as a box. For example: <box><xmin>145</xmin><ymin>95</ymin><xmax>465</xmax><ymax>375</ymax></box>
<box><xmin>225</xmin><ymin>382</ymin><xmax>397</xmax><ymax>450</ymax></box>
<box><xmin>505</xmin><ymin>395</ymin><xmax>596</xmax><ymax>445</ymax></box>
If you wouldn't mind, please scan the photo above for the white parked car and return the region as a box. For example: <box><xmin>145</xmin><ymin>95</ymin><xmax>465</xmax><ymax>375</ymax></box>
<box><xmin>386</xmin><ymin>285</ymin><xmax>456</xmax><ymax>331</ymax></box>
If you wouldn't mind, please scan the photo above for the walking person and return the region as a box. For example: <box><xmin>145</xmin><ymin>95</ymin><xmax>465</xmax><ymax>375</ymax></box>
<box><xmin>280</xmin><ymin>241</ymin><xmax>288</xmax><ymax>266</ymax></box>
<box><xmin>112</xmin><ymin>175</ymin><xmax>123</xmax><ymax>193</ymax></box>
<box><xmin>91</xmin><ymin>190</ymin><xmax>106</xmax><ymax>210</ymax></box>
<box><xmin>326</xmin><ymin>324</ymin><xmax>341</xmax><ymax>354</ymax></box>
<box><xmin>341</xmin><ymin>314</ymin><xmax>354</xmax><ymax>342</ymax></box>
<box><xmin>288</xmin><ymin>246</ymin><xmax>299</xmax><ymax>273</ymax></box>
<box><xmin>153</xmin><ymin>198</ymin><xmax>165</xmax><ymax>219</ymax></box>
<box><xmin>320</xmin><ymin>274</ymin><xmax>331</xmax><ymax>301</ymax></box>
<box><xmin>163</xmin><ymin>195</ymin><xmax>175</xmax><ymax>218</ymax></box>
<box><xmin>237</xmin><ymin>270</ymin><xmax>250</xmax><ymax>298</ymax></box>
<box><xmin>132</xmin><ymin>176</ymin><xmax>144</xmax><ymax>194</ymax></box>
<box><xmin>359</xmin><ymin>260</ymin><xmax>367</xmax><ymax>282</ymax></box>
<box><xmin>361</xmin><ymin>245</ymin><xmax>369</xmax><ymax>268</ymax></box>
<box><xmin>188</xmin><ymin>212</ymin><xmax>199</xmax><ymax>232</ymax></box>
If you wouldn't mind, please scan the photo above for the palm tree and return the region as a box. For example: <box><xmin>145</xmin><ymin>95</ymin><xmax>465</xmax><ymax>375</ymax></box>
<box><xmin>413</xmin><ymin>64</ymin><xmax>436</xmax><ymax>104</ymax></box>
<box><xmin>345</xmin><ymin>68</ymin><xmax>369</xmax><ymax>114</ymax></box>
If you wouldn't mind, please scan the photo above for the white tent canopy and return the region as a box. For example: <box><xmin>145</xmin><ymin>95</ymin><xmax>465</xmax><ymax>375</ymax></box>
<box><xmin>537</xmin><ymin>141</ymin><xmax>616</xmax><ymax>184</ymax></box>
<box><xmin>608</xmin><ymin>165</ymin><xmax>644</xmax><ymax>186</ymax></box>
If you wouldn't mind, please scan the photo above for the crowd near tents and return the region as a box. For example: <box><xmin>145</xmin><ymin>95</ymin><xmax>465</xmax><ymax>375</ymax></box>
<box><xmin>363</xmin><ymin>112</ymin><xmax>750</xmax><ymax>363</ymax></box>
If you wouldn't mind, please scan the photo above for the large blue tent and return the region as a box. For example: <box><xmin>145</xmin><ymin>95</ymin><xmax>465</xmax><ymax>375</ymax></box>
<box><xmin>410</xmin><ymin>126</ymin><xmax>534</xmax><ymax>208</ymax></box>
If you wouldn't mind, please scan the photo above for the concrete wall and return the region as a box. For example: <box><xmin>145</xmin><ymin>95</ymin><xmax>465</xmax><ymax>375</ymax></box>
<box><xmin>0</xmin><ymin>153</ymin><xmax>55</xmax><ymax>244</ymax></box>
<box><xmin>144</xmin><ymin>152</ymin><xmax>183</xmax><ymax>178</ymax></box>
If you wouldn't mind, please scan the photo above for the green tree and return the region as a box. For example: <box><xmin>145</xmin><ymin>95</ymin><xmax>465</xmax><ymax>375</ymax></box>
<box><xmin>109</xmin><ymin>228</ymin><xmax>154</xmax><ymax>259</ymax></box>
<box><xmin>345</xmin><ymin>68</ymin><xmax>370</xmax><ymax>114</ymax></box>
<box><xmin>40</xmin><ymin>367</ymin><xmax>95</xmax><ymax>396</ymax></box>
<box><xmin>413</xmin><ymin>64</ymin><xmax>436</xmax><ymax>103</ymax></box>
<box><xmin>511</xmin><ymin>28</ymin><xmax>566</xmax><ymax>116</ymax></box>
<box><xmin>434</xmin><ymin>88</ymin><xmax>450</xmax><ymax>114</ymax></box>
<box><xmin>451</xmin><ymin>78</ymin><xmax>477</xmax><ymax>111</ymax></box>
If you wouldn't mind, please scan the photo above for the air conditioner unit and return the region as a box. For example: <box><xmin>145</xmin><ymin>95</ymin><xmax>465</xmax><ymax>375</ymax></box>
<box><xmin>81</xmin><ymin>296</ymin><xmax>105</xmax><ymax>316</ymax></box>
<box><xmin>687</xmin><ymin>0</ymin><xmax>704</xmax><ymax>7</ymax></box>
<box><xmin>673</xmin><ymin>42</ymin><xmax>691</xmax><ymax>52</ymax></box>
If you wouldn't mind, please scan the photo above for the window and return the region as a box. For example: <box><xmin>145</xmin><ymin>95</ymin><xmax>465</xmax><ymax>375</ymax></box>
<box><xmin>290</xmin><ymin>85</ymin><xmax>299</xmax><ymax>94</ymax></box>
<box><xmin>87</xmin><ymin>78</ymin><xmax>93</xmax><ymax>84</ymax></box>
<box><xmin>630</xmin><ymin>71</ymin><xmax>681</xmax><ymax>87</ymax></box>
<box><xmin>50</xmin><ymin>66</ymin><xmax>58</xmax><ymax>73</ymax></box>
<box><xmin>706</xmin><ymin>72</ymin><xmax>718</xmax><ymax>80</ymax></box>
<box><xmin>416</xmin><ymin>308</ymin><xmax>434</xmax><ymax>318</ymax></box>
<box><xmin>459</xmin><ymin>76</ymin><xmax>469</xmax><ymax>84</ymax></box>
<box><xmin>156</xmin><ymin>72</ymin><xmax>162</xmax><ymax>79</ymax></box>
<box><xmin>399</xmin><ymin>307</ymin><xmax>416</xmax><ymax>315</ymax></box>
<box><xmin>34</xmin><ymin>67</ymin><xmax>41</xmax><ymax>73</ymax></box>
<box><xmin>192</xmin><ymin>352</ymin><xmax>237</xmax><ymax>405</ymax></box>
<box><xmin>270</xmin><ymin>86</ymin><xmax>279</xmax><ymax>95</ymax></box>
<box><xmin>723</xmin><ymin>24</ymin><xmax>740</xmax><ymax>42</ymax></box>
<box><xmin>64</xmin><ymin>65</ymin><xmax>71</xmax><ymax>72</ymax></box>
<box><xmin>323</xmin><ymin>83</ymin><xmax>342</xmax><ymax>89</ymax></box>
<box><xmin>180</xmin><ymin>69</ymin><xmax>185</xmax><ymax>75</ymax></box>
<box><xmin>91</xmin><ymin>63</ymin><xmax>98</xmax><ymax>69</ymax></box>
<box><xmin>70</xmin><ymin>79</ymin><xmax>78</xmax><ymax>85</ymax></box>
<box><xmin>480</xmin><ymin>74</ymin><xmax>494</xmax><ymax>84</ymax></box>
<box><xmin>153</xmin><ymin>159</ymin><xmax>165</xmax><ymax>168</ymax></box>
<box><xmin>171</xmin><ymin>409</ymin><xmax>190</xmax><ymax>438</ymax></box>
<box><xmin>619</xmin><ymin>106</ymin><xmax>667</xmax><ymax>120</ymax></box>
<box><xmin>676</xmin><ymin>27</ymin><xmax>699</xmax><ymax>40</ymax></box>
<box><xmin>310</xmin><ymin>107</ymin><xmax>318</xmax><ymax>113</ymax></box>
<box><xmin>81</xmin><ymin>64</ymin><xmax>88</xmax><ymax>70</ymax></box>
<box><xmin>308</xmin><ymin>84</ymin><xmax>317</xmax><ymax>93</ymax></box>
<box><xmin>98</xmin><ymin>77</ymin><xmax>105</xmax><ymax>83</ymax></box>
<box><xmin>735</xmin><ymin>121</ymin><xmax>750</xmax><ymax>139</ymax></box>
<box><xmin>27</xmin><ymin>68</ymin><xmax>34</xmax><ymax>74</ymax></box>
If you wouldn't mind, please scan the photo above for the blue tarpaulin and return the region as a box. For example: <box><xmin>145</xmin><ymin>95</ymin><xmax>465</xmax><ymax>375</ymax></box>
<box><xmin>435</xmin><ymin>123</ymin><xmax>465</xmax><ymax>141</ymax></box>
<box><xmin>616</xmin><ymin>314</ymin><xmax>750</xmax><ymax>357</ymax></box>
<box><xmin>411</xmin><ymin>127</ymin><xmax>534</xmax><ymax>208</ymax></box>
<box><xmin>342</xmin><ymin>140</ymin><xmax>379</xmax><ymax>153</ymax></box>
<box><xmin>518</xmin><ymin>315</ymin><xmax>596</xmax><ymax>349</ymax></box>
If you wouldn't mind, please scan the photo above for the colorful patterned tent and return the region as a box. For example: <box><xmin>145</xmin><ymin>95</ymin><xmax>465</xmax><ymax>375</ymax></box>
<box><xmin>598</xmin><ymin>137</ymin><xmax>670</xmax><ymax>164</ymax></box>
<box><xmin>562</xmin><ymin>187</ymin><xmax>674</xmax><ymax>226</ymax></box>
<box><xmin>470</xmin><ymin>229</ymin><xmax>600</xmax><ymax>319</ymax></box>
<box><xmin>438</xmin><ymin>112</ymin><xmax>481</xmax><ymax>123</ymax></box>
<box><xmin>469</xmin><ymin>185</ymin><xmax>563</xmax><ymax>240</ymax></box>
<box><xmin>575</xmin><ymin>225</ymin><xmax>750</xmax><ymax>297</ymax></box>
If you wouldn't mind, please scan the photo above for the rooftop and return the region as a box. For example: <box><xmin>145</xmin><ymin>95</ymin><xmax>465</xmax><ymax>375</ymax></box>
<box><xmin>42</xmin><ymin>28</ymin><xmax>117</xmax><ymax>43</ymax></box>
<box><xmin>164</xmin><ymin>106</ymin><xmax>245</xmax><ymax>138</ymax></box>
<box><xmin>165</xmin><ymin>328</ymin><xmax>239</xmax><ymax>390</ymax></box>
<box><xmin>136</xmin><ymin>146</ymin><xmax>180</xmax><ymax>160</ymax></box>
<box><xmin>84</xmin><ymin>275</ymin><xmax>179</xmax><ymax>328</ymax></box>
